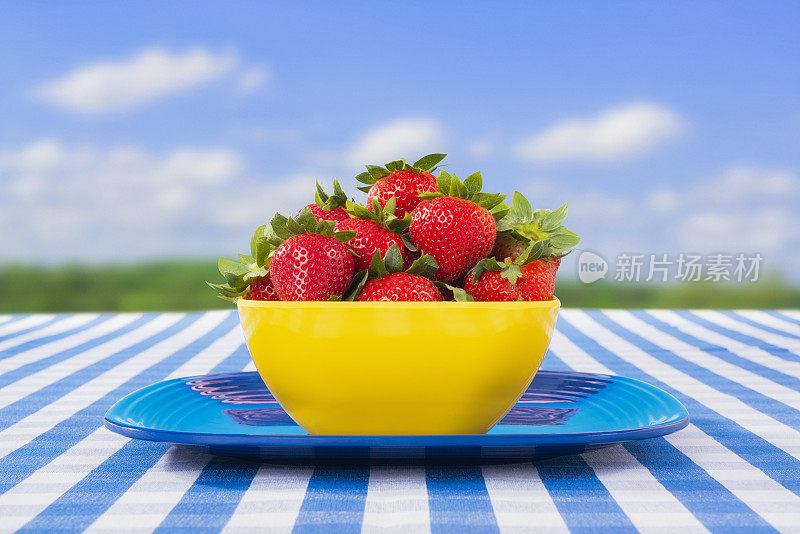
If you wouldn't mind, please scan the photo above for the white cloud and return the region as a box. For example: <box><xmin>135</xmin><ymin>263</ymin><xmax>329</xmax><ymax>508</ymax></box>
<box><xmin>646</xmin><ymin>187</ymin><xmax>680</xmax><ymax>214</ymax></box>
<box><xmin>467</xmin><ymin>137</ymin><xmax>496</xmax><ymax>160</ymax></box>
<box><xmin>32</xmin><ymin>48</ymin><xmax>245</xmax><ymax>114</ymax></box>
<box><xmin>519</xmin><ymin>164</ymin><xmax>800</xmax><ymax>278</ymax></box>
<box><xmin>347</xmin><ymin>118</ymin><xmax>445</xmax><ymax>167</ymax></box>
<box><xmin>676</xmin><ymin>208</ymin><xmax>800</xmax><ymax>253</ymax></box>
<box><xmin>643</xmin><ymin>166</ymin><xmax>799</xmax><ymax>215</ymax></box>
<box><xmin>513</xmin><ymin>103</ymin><xmax>685</xmax><ymax>163</ymax></box>
<box><xmin>701</xmin><ymin>166</ymin><xmax>799</xmax><ymax>202</ymax></box>
<box><xmin>0</xmin><ymin>140</ymin><xmax>310</xmax><ymax>261</ymax></box>
<box><xmin>236</xmin><ymin>65</ymin><xmax>270</xmax><ymax>95</ymax></box>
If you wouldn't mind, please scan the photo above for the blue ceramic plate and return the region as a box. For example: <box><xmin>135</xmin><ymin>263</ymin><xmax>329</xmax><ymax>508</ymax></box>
<box><xmin>105</xmin><ymin>370</ymin><xmax>689</xmax><ymax>462</ymax></box>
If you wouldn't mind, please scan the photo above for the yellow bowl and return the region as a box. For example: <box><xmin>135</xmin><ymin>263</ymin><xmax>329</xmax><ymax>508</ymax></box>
<box><xmin>237</xmin><ymin>298</ymin><xmax>560</xmax><ymax>435</ymax></box>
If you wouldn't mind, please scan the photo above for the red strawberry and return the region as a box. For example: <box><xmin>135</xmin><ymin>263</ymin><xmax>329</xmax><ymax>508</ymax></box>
<box><xmin>351</xmin><ymin>244</ymin><xmax>442</xmax><ymax>301</ymax></box>
<box><xmin>492</xmin><ymin>232</ymin><xmax>529</xmax><ymax>263</ymax></box>
<box><xmin>335</xmin><ymin>197</ymin><xmax>413</xmax><ymax>272</ymax></box>
<box><xmin>493</xmin><ymin>192</ymin><xmax>579</xmax><ymax>262</ymax></box>
<box><xmin>307</xmin><ymin>204</ymin><xmax>349</xmax><ymax>222</ymax></box>
<box><xmin>357</xmin><ymin>273</ymin><xmax>442</xmax><ymax>301</ymax></box>
<box><xmin>367</xmin><ymin>169</ymin><xmax>438</xmax><ymax>218</ymax></box>
<box><xmin>355</xmin><ymin>154</ymin><xmax>446</xmax><ymax>218</ymax></box>
<box><xmin>409</xmin><ymin>171</ymin><xmax>506</xmax><ymax>283</ymax></box>
<box><xmin>464</xmin><ymin>259</ymin><xmax>557</xmax><ymax>302</ymax></box>
<box><xmin>246</xmin><ymin>275</ymin><xmax>279</xmax><ymax>301</ymax></box>
<box><xmin>335</xmin><ymin>218</ymin><xmax>411</xmax><ymax>272</ymax></box>
<box><xmin>267</xmin><ymin>208</ymin><xmax>355</xmax><ymax>301</ymax></box>
<box><xmin>302</xmin><ymin>180</ymin><xmax>350</xmax><ymax>222</ymax></box>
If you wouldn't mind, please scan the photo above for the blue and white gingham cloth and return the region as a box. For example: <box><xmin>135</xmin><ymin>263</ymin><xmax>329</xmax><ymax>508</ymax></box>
<box><xmin>0</xmin><ymin>309</ymin><xmax>799</xmax><ymax>532</ymax></box>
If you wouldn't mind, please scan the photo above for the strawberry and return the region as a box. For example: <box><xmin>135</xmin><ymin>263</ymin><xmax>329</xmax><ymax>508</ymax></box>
<box><xmin>302</xmin><ymin>179</ymin><xmax>350</xmax><ymax>222</ymax></box>
<box><xmin>358</xmin><ymin>272</ymin><xmax>442</xmax><ymax>301</ymax></box>
<box><xmin>463</xmin><ymin>192</ymin><xmax>580</xmax><ymax>301</ymax></box>
<box><xmin>464</xmin><ymin>258</ymin><xmax>557</xmax><ymax>302</ymax></box>
<box><xmin>209</xmin><ymin>224</ymin><xmax>278</xmax><ymax>301</ymax></box>
<box><xmin>246</xmin><ymin>275</ymin><xmax>279</xmax><ymax>301</ymax></box>
<box><xmin>409</xmin><ymin>171</ymin><xmax>507</xmax><ymax>283</ymax></box>
<box><xmin>266</xmin><ymin>208</ymin><xmax>356</xmax><ymax>301</ymax></box>
<box><xmin>355</xmin><ymin>153</ymin><xmax>446</xmax><ymax>217</ymax></box>
<box><xmin>493</xmin><ymin>192</ymin><xmax>579</xmax><ymax>262</ymax></box>
<box><xmin>335</xmin><ymin>197</ymin><xmax>413</xmax><ymax>272</ymax></box>
<box><xmin>351</xmin><ymin>244</ymin><xmax>443</xmax><ymax>301</ymax></box>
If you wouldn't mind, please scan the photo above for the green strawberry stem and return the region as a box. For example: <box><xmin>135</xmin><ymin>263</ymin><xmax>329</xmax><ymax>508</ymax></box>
<box><xmin>345</xmin><ymin>197</ymin><xmax>411</xmax><ymax>234</ymax></box>
<box><xmin>418</xmin><ymin>170</ymin><xmax>507</xmax><ymax>213</ymax></box>
<box><xmin>315</xmin><ymin>179</ymin><xmax>348</xmax><ymax>210</ymax></box>
<box><xmin>269</xmin><ymin>206</ymin><xmax>356</xmax><ymax>247</ymax></box>
<box><xmin>208</xmin><ymin>224</ymin><xmax>274</xmax><ymax>301</ymax></box>
<box><xmin>495</xmin><ymin>191</ymin><xmax>580</xmax><ymax>258</ymax></box>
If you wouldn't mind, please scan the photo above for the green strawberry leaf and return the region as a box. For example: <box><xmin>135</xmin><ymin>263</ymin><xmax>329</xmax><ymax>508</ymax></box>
<box><xmin>490</xmin><ymin>204</ymin><xmax>510</xmax><ymax>224</ymax></box>
<box><xmin>366</xmin><ymin>165</ymin><xmax>389</xmax><ymax>179</ymax></box>
<box><xmin>384</xmin><ymin>244</ymin><xmax>404</xmax><ymax>273</ymax></box>
<box><xmin>500</xmin><ymin>263</ymin><xmax>523</xmax><ymax>284</ymax></box>
<box><xmin>548</xmin><ymin>228</ymin><xmax>580</xmax><ymax>249</ymax></box>
<box><xmin>332</xmin><ymin>179</ymin><xmax>347</xmax><ymax>200</ymax></box>
<box><xmin>387</xmin><ymin>217</ymin><xmax>411</xmax><ymax>233</ymax></box>
<box><xmin>405</xmin><ymin>254</ymin><xmax>438</xmax><ymax>279</ymax></box>
<box><xmin>218</xmin><ymin>258</ymin><xmax>249</xmax><ymax>283</ymax></box>
<box><xmin>355</xmin><ymin>172</ymin><xmax>377</xmax><ymax>185</ymax></box>
<box><xmin>412</xmin><ymin>153</ymin><xmax>447</xmax><ymax>171</ymax></box>
<box><xmin>418</xmin><ymin>191</ymin><xmax>444</xmax><ymax>201</ymax></box>
<box><xmin>357</xmin><ymin>185</ymin><xmax>373</xmax><ymax>193</ymax></box>
<box><xmin>449</xmin><ymin>284</ymin><xmax>474</xmax><ymax>302</ymax></box>
<box><xmin>436</xmin><ymin>170</ymin><xmax>452</xmax><ymax>194</ymax></box>
<box><xmin>284</xmin><ymin>216</ymin><xmax>306</xmax><ymax>236</ymax></box>
<box><xmin>511</xmin><ymin>191</ymin><xmax>533</xmax><ymax>220</ymax></box>
<box><xmin>434</xmin><ymin>281</ymin><xmax>474</xmax><ymax>302</ymax></box>
<box><xmin>295</xmin><ymin>206</ymin><xmax>318</xmax><ymax>233</ymax></box>
<box><xmin>268</xmin><ymin>213</ymin><xmax>291</xmax><ymax>241</ymax></box>
<box><xmin>450</xmin><ymin>175</ymin><xmax>468</xmax><ymax>199</ymax></box>
<box><xmin>463</xmin><ymin>171</ymin><xmax>482</xmax><ymax>194</ymax></box>
<box><xmin>385</xmin><ymin>159</ymin><xmax>405</xmax><ymax>172</ymax></box>
<box><xmin>314</xmin><ymin>181</ymin><xmax>329</xmax><ymax>205</ymax></box>
<box><xmin>470</xmin><ymin>257</ymin><xmax>505</xmax><ymax>283</ymax></box>
<box><xmin>541</xmin><ymin>203</ymin><xmax>568</xmax><ymax>232</ymax></box>
<box><xmin>250</xmin><ymin>224</ymin><xmax>267</xmax><ymax>258</ymax></box>
<box><xmin>342</xmin><ymin>270</ymin><xmax>370</xmax><ymax>301</ymax></box>
<box><xmin>242</xmin><ymin>266</ymin><xmax>269</xmax><ymax>281</ymax></box>
<box><xmin>334</xmin><ymin>230</ymin><xmax>357</xmax><ymax>242</ymax></box>
<box><xmin>347</xmin><ymin>200</ymin><xmax>377</xmax><ymax>221</ymax></box>
<box><xmin>473</xmin><ymin>192</ymin><xmax>507</xmax><ymax>210</ymax></box>
<box><xmin>400</xmin><ymin>233</ymin><xmax>418</xmax><ymax>252</ymax></box>
<box><xmin>370</xmin><ymin>250</ymin><xmax>389</xmax><ymax>277</ymax></box>
<box><xmin>254</xmin><ymin>237</ymin><xmax>271</xmax><ymax>266</ymax></box>
<box><xmin>206</xmin><ymin>281</ymin><xmax>244</xmax><ymax>302</ymax></box>
<box><xmin>382</xmin><ymin>195</ymin><xmax>397</xmax><ymax>217</ymax></box>
<box><xmin>315</xmin><ymin>179</ymin><xmax>348</xmax><ymax>210</ymax></box>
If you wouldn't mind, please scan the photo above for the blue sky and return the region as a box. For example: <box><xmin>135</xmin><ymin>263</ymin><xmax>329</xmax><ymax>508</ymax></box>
<box><xmin>1</xmin><ymin>1</ymin><xmax>798</xmax><ymax>279</ymax></box>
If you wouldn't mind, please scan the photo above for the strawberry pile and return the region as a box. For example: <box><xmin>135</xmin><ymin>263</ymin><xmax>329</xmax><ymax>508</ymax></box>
<box><xmin>209</xmin><ymin>154</ymin><xmax>579</xmax><ymax>302</ymax></box>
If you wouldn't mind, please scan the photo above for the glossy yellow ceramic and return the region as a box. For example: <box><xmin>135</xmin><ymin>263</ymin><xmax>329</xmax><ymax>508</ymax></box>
<box><xmin>237</xmin><ymin>298</ymin><xmax>560</xmax><ymax>435</ymax></box>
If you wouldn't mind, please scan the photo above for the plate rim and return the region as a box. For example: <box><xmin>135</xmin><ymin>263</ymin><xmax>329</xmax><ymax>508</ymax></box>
<box><xmin>104</xmin><ymin>416</ymin><xmax>690</xmax><ymax>447</ymax></box>
<box><xmin>103</xmin><ymin>370</ymin><xmax>690</xmax><ymax>448</ymax></box>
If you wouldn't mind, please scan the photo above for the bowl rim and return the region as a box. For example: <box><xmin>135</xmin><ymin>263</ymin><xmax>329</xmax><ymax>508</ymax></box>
<box><xmin>236</xmin><ymin>296</ymin><xmax>561</xmax><ymax>309</ymax></box>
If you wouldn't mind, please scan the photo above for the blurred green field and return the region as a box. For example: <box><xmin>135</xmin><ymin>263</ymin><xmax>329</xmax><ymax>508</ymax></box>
<box><xmin>0</xmin><ymin>260</ymin><xmax>798</xmax><ymax>313</ymax></box>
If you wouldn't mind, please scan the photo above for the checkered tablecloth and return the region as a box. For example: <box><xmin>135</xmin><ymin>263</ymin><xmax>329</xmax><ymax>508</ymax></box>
<box><xmin>0</xmin><ymin>309</ymin><xmax>799</xmax><ymax>533</ymax></box>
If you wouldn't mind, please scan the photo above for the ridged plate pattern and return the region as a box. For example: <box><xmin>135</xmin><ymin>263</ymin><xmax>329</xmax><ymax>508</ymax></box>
<box><xmin>105</xmin><ymin>370</ymin><xmax>689</xmax><ymax>461</ymax></box>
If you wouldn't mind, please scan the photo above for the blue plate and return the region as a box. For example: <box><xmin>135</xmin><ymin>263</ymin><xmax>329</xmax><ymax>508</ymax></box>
<box><xmin>105</xmin><ymin>370</ymin><xmax>689</xmax><ymax>463</ymax></box>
